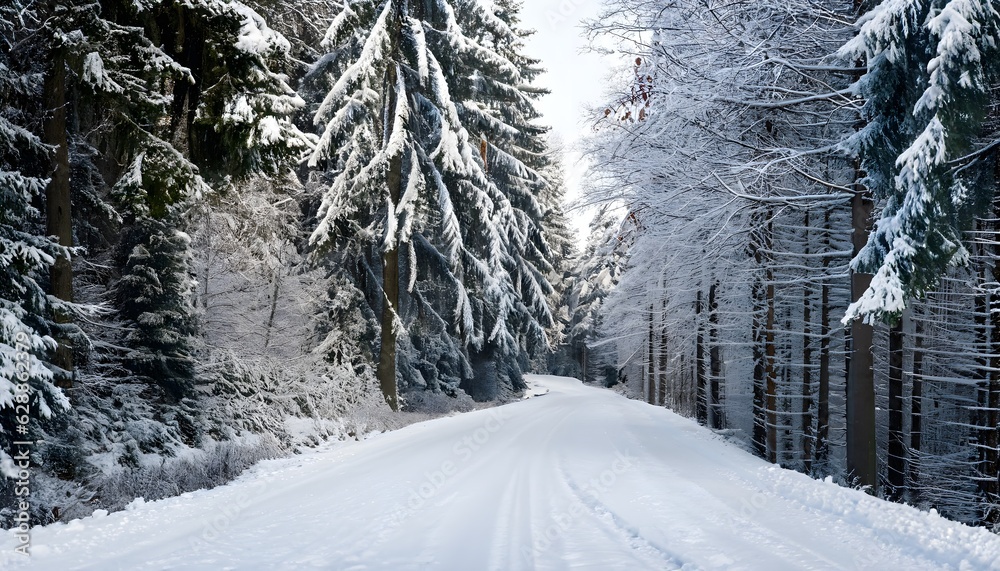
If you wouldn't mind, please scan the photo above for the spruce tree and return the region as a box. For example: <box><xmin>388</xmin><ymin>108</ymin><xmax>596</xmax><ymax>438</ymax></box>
<box><xmin>561</xmin><ymin>206</ymin><xmax>632</xmax><ymax>384</ymax></box>
<box><xmin>451</xmin><ymin>0</ymin><xmax>563</xmax><ymax>361</ymax></box>
<box><xmin>0</xmin><ymin>0</ymin><xmax>72</xmax><ymax>473</ymax></box>
<box><xmin>114</xmin><ymin>220</ymin><xmax>198</xmax><ymax>400</ymax></box>
<box><xmin>308</xmin><ymin>0</ymin><xmax>556</xmax><ymax>403</ymax></box>
<box><xmin>841</xmin><ymin>0</ymin><xmax>1000</xmax><ymax>323</ymax></box>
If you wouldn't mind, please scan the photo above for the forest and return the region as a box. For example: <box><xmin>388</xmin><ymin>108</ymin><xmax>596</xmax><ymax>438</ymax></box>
<box><xmin>2</xmin><ymin>0</ymin><xmax>1000</xmax><ymax>538</ymax></box>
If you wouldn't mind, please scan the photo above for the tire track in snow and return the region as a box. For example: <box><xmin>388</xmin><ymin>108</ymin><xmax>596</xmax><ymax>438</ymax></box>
<box><xmin>401</xmin><ymin>403</ymin><xmax>578</xmax><ymax>570</ymax></box>
<box><xmin>558</xmin><ymin>464</ymin><xmax>689</xmax><ymax>571</ymax></box>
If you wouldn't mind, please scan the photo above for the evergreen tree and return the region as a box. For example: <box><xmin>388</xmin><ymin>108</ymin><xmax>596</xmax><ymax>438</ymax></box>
<box><xmin>0</xmin><ymin>0</ymin><xmax>72</xmax><ymax>475</ymax></box>
<box><xmin>308</xmin><ymin>0</ymin><xmax>556</xmax><ymax>404</ymax></box>
<box><xmin>841</xmin><ymin>0</ymin><xmax>1000</xmax><ymax>323</ymax></box>
<box><xmin>451</xmin><ymin>0</ymin><xmax>563</xmax><ymax>361</ymax></box>
<box><xmin>536</xmin><ymin>158</ymin><xmax>576</xmax><ymax>370</ymax></box>
<box><xmin>560</xmin><ymin>206</ymin><xmax>632</xmax><ymax>384</ymax></box>
<box><xmin>114</xmin><ymin>219</ymin><xmax>198</xmax><ymax>400</ymax></box>
<box><xmin>0</xmin><ymin>0</ymin><xmax>314</xmax><ymax>489</ymax></box>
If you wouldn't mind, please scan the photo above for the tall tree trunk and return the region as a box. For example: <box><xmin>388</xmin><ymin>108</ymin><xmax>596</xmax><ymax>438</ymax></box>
<box><xmin>816</xmin><ymin>208</ymin><xmax>832</xmax><ymax>470</ymax></box>
<box><xmin>169</xmin><ymin>4</ymin><xmax>204</xmax><ymax>164</ymax></box>
<box><xmin>378</xmin><ymin>156</ymin><xmax>402</xmax><ymax>411</ymax></box>
<box><xmin>647</xmin><ymin>303</ymin><xmax>656</xmax><ymax>405</ymax></box>
<box><xmin>802</xmin><ymin>211</ymin><xmax>814</xmax><ymax>472</ymax></box>
<box><xmin>887</xmin><ymin>318</ymin><xmax>905</xmax><ymax>500</ymax></box>
<box><xmin>765</xmin><ymin>217</ymin><xmax>777</xmax><ymax>464</ymax></box>
<box><xmin>658</xmin><ymin>295</ymin><xmax>668</xmax><ymax>406</ymax></box>
<box><xmin>263</xmin><ymin>269</ymin><xmax>281</xmax><ymax>350</ymax></box>
<box><xmin>44</xmin><ymin>42</ymin><xmax>74</xmax><ymax>387</ymax></box>
<box><xmin>679</xmin><ymin>354</ymin><xmax>688</xmax><ymax>415</ymax></box>
<box><xmin>847</xmin><ymin>187</ymin><xmax>876</xmax><ymax>490</ymax></box>
<box><xmin>376</xmin><ymin>62</ymin><xmax>403</xmax><ymax>412</ymax></box>
<box><xmin>751</xmin><ymin>222</ymin><xmax>768</xmax><ymax>458</ymax></box>
<box><xmin>909</xmin><ymin>314</ymin><xmax>924</xmax><ymax>504</ymax></box>
<box><xmin>695</xmin><ymin>290</ymin><xmax>707</xmax><ymax>424</ymax></box>
<box><xmin>709</xmin><ymin>281</ymin><xmax>722</xmax><ymax>429</ymax></box>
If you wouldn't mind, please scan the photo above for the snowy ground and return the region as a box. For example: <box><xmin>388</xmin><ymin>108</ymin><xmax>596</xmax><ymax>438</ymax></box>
<box><xmin>4</xmin><ymin>375</ymin><xmax>1000</xmax><ymax>570</ymax></box>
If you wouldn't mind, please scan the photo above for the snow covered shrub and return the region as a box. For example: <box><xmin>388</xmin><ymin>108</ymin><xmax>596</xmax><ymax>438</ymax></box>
<box><xmin>83</xmin><ymin>435</ymin><xmax>284</xmax><ymax>516</ymax></box>
<box><xmin>201</xmin><ymin>350</ymin><xmax>386</xmax><ymax>448</ymax></box>
<box><xmin>188</xmin><ymin>174</ymin><xmax>392</xmax><ymax>443</ymax></box>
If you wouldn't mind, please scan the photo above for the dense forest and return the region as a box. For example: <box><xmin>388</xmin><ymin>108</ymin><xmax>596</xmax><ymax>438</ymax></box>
<box><xmin>2</xmin><ymin>0</ymin><xmax>1000</xmax><ymax>536</ymax></box>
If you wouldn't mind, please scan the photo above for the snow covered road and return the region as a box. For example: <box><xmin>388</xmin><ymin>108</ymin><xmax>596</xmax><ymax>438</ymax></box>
<box><xmin>4</xmin><ymin>375</ymin><xmax>1000</xmax><ymax>570</ymax></box>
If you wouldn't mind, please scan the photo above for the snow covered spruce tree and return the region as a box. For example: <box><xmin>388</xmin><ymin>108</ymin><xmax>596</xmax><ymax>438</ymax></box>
<box><xmin>841</xmin><ymin>0</ymin><xmax>1000</xmax><ymax>324</ymax></box>
<box><xmin>836</xmin><ymin>0</ymin><xmax>1000</xmax><ymax>513</ymax></box>
<box><xmin>0</xmin><ymin>0</ymin><xmax>73</xmax><ymax>490</ymax></box>
<box><xmin>559</xmin><ymin>206</ymin><xmax>633</xmax><ymax>385</ymax></box>
<box><xmin>308</xmin><ymin>0</ymin><xmax>557</xmax><ymax>406</ymax></box>
<box><xmin>450</xmin><ymin>0</ymin><xmax>564</xmax><ymax>361</ymax></box>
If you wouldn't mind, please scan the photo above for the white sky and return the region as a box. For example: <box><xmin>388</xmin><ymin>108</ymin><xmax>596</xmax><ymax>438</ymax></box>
<box><xmin>518</xmin><ymin>0</ymin><xmax>614</xmax><ymax>239</ymax></box>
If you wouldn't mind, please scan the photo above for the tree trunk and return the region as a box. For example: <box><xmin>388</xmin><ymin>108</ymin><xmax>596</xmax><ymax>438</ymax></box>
<box><xmin>376</xmin><ymin>62</ymin><xmax>403</xmax><ymax>412</ymax></box>
<box><xmin>695</xmin><ymin>290</ymin><xmax>707</xmax><ymax>424</ymax></box>
<box><xmin>647</xmin><ymin>302</ymin><xmax>656</xmax><ymax>405</ymax></box>
<box><xmin>816</xmin><ymin>208</ymin><xmax>832</xmax><ymax>469</ymax></box>
<box><xmin>658</xmin><ymin>296</ymin><xmax>668</xmax><ymax>407</ymax></box>
<box><xmin>263</xmin><ymin>269</ymin><xmax>281</xmax><ymax>350</ymax></box>
<box><xmin>44</xmin><ymin>42</ymin><xmax>74</xmax><ymax>387</ymax></box>
<box><xmin>377</xmin><ymin>164</ymin><xmax>401</xmax><ymax>411</ymax></box>
<box><xmin>802</xmin><ymin>211</ymin><xmax>814</xmax><ymax>472</ymax></box>
<box><xmin>887</xmin><ymin>318</ymin><xmax>905</xmax><ymax>500</ymax></box>
<box><xmin>765</xmin><ymin>217</ymin><xmax>777</xmax><ymax>464</ymax></box>
<box><xmin>709</xmin><ymin>281</ymin><xmax>722</xmax><ymax>429</ymax></box>
<box><xmin>751</xmin><ymin>221</ymin><xmax>768</xmax><ymax>459</ymax></box>
<box><xmin>847</xmin><ymin>187</ymin><xmax>876</xmax><ymax>490</ymax></box>
<box><xmin>909</xmin><ymin>315</ymin><xmax>924</xmax><ymax>504</ymax></box>
<box><xmin>168</xmin><ymin>4</ymin><xmax>204</xmax><ymax>165</ymax></box>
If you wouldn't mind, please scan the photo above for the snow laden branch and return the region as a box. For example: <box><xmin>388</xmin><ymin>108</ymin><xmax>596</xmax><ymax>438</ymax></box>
<box><xmin>841</xmin><ymin>0</ymin><xmax>1000</xmax><ymax>324</ymax></box>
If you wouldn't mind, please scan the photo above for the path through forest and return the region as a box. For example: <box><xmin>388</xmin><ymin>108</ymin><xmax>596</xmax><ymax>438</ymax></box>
<box><xmin>4</xmin><ymin>375</ymin><xmax>1000</xmax><ymax>570</ymax></box>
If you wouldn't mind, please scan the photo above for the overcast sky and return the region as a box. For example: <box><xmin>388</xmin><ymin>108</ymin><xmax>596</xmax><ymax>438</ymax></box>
<box><xmin>519</xmin><ymin>0</ymin><xmax>607</xmax><ymax>146</ymax></box>
<box><xmin>518</xmin><ymin>0</ymin><xmax>614</xmax><ymax>237</ymax></box>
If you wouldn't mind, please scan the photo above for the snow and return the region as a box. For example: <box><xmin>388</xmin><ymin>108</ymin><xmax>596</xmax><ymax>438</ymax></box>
<box><xmin>232</xmin><ymin>2</ymin><xmax>290</xmax><ymax>56</ymax></box>
<box><xmin>5</xmin><ymin>375</ymin><xmax>1000</xmax><ymax>570</ymax></box>
<box><xmin>81</xmin><ymin>52</ymin><xmax>123</xmax><ymax>93</ymax></box>
<box><xmin>222</xmin><ymin>95</ymin><xmax>256</xmax><ymax>125</ymax></box>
